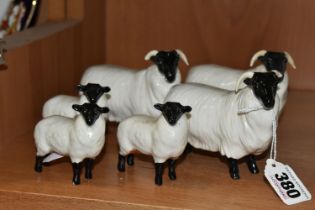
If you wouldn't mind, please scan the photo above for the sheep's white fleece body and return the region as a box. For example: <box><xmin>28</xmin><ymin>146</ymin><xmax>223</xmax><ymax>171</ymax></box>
<box><xmin>186</xmin><ymin>64</ymin><xmax>288</xmax><ymax>110</ymax></box>
<box><xmin>117</xmin><ymin>114</ymin><xmax>189</xmax><ymax>163</ymax></box>
<box><xmin>165</xmin><ymin>84</ymin><xmax>279</xmax><ymax>159</ymax></box>
<box><xmin>81</xmin><ymin>65</ymin><xmax>181</xmax><ymax>122</ymax></box>
<box><xmin>42</xmin><ymin>95</ymin><xmax>107</xmax><ymax>118</ymax></box>
<box><xmin>34</xmin><ymin>115</ymin><xmax>106</xmax><ymax>163</ymax></box>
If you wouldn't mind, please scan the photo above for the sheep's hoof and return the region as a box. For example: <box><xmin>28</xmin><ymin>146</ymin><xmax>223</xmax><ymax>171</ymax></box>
<box><xmin>248</xmin><ymin>165</ymin><xmax>259</xmax><ymax>174</ymax></box>
<box><xmin>229</xmin><ymin>168</ymin><xmax>240</xmax><ymax>180</ymax></box>
<box><xmin>247</xmin><ymin>155</ymin><xmax>259</xmax><ymax>174</ymax></box>
<box><xmin>229</xmin><ymin>158</ymin><xmax>240</xmax><ymax>180</ymax></box>
<box><xmin>118</xmin><ymin>155</ymin><xmax>126</xmax><ymax>172</ymax></box>
<box><xmin>34</xmin><ymin>164</ymin><xmax>42</xmax><ymax>173</ymax></box>
<box><xmin>118</xmin><ymin>164</ymin><xmax>125</xmax><ymax>172</ymax></box>
<box><xmin>230</xmin><ymin>173</ymin><xmax>240</xmax><ymax>180</ymax></box>
<box><xmin>85</xmin><ymin>171</ymin><xmax>92</xmax><ymax>179</ymax></box>
<box><xmin>127</xmin><ymin>154</ymin><xmax>134</xmax><ymax>166</ymax></box>
<box><xmin>72</xmin><ymin>177</ymin><xmax>81</xmax><ymax>185</ymax></box>
<box><xmin>169</xmin><ymin>172</ymin><xmax>176</xmax><ymax>180</ymax></box>
<box><xmin>34</xmin><ymin>156</ymin><xmax>43</xmax><ymax>172</ymax></box>
<box><xmin>229</xmin><ymin>165</ymin><xmax>240</xmax><ymax>179</ymax></box>
<box><xmin>155</xmin><ymin>177</ymin><xmax>163</xmax><ymax>186</ymax></box>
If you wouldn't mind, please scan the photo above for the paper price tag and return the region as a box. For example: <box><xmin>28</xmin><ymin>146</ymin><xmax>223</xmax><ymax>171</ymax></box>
<box><xmin>264</xmin><ymin>159</ymin><xmax>312</xmax><ymax>205</ymax></box>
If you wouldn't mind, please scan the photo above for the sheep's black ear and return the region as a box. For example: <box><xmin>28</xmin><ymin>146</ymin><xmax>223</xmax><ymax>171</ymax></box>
<box><xmin>99</xmin><ymin>107</ymin><xmax>109</xmax><ymax>113</ymax></box>
<box><xmin>258</xmin><ymin>55</ymin><xmax>266</xmax><ymax>62</ymax></box>
<box><xmin>72</xmin><ymin>104</ymin><xmax>82</xmax><ymax>112</ymax></box>
<box><xmin>150</xmin><ymin>56</ymin><xmax>158</xmax><ymax>64</ymax></box>
<box><xmin>154</xmin><ymin>103</ymin><xmax>163</xmax><ymax>111</ymax></box>
<box><xmin>76</xmin><ymin>84</ymin><xmax>86</xmax><ymax>92</ymax></box>
<box><xmin>102</xmin><ymin>86</ymin><xmax>111</xmax><ymax>93</ymax></box>
<box><xmin>244</xmin><ymin>78</ymin><xmax>252</xmax><ymax>86</ymax></box>
<box><xmin>183</xmin><ymin>106</ymin><xmax>192</xmax><ymax>113</ymax></box>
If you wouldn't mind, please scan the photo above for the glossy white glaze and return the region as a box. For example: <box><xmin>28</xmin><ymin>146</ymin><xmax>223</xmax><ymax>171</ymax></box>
<box><xmin>34</xmin><ymin>113</ymin><xmax>106</xmax><ymax>163</ymax></box>
<box><xmin>81</xmin><ymin>65</ymin><xmax>181</xmax><ymax>122</ymax></box>
<box><xmin>117</xmin><ymin>113</ymin><xmax>189</xmax><ymax>163</ymax></box>
<box><xmin>186</xmin><ymin>64</ymin><xmax>288</xmax><ymax>111</ymax></box>
<box><xmin>165</xmin><ymin>83</ymin><xmax>280</xmax><ymax>159</ymax></box>
<box><xmin>42</xmin><ymin>94</ymin><xmax>107</xmax><ymax>118</ymax></box>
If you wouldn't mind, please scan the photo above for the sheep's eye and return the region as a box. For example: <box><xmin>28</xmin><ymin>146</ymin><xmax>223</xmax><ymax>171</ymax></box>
<box><xmin>157</xmin><ymin>59</ymin><xmax>163</xmax><ymax>65</ymax></box>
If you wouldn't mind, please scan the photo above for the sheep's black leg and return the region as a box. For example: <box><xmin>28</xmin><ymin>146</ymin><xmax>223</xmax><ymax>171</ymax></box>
<box><xmin>117</xmin><ymin>154</ymin><xmax>126</xmax><ymax>172</ymax></box>
<box><xmin>246</xmin><ymin>155</ymin><xmax>259</xmax><ymax>174</ymax></box>
<box><xmin>72</xmin><ymin>162</ymin><xmax>81</xmax><ymax>185</ymax></box>
<box><xmin>85</xmin><ymin>158</ymin><xmax>94</xmax><ymax>179</ymax></box>
<box><xmin>229</xmin><ymin>158</ymin><xmax>240</xmax><ymax>180</ymax></box>
<box><xmin>127</xmin><ymin>154</ymin><xmax>134</xmax><ymax>166</ymax></box>
<box><xmin>155</xmin><ymin>163</ymin><xmax>164</xmax><ymax>186</ymax></box>
<box><xmin>34</xmin><ymin>156</ymin><xmax>44</xmax><ymax>172</ymax></box>
<box><xmin>184</xmin><ymin>143</ymin><xmax>193</xmax><ymax>154</ymax></box>
<box><xmin>168</xmin><ymin>159</ymin><xmax>176</xmax><ymax>180</ymax></box>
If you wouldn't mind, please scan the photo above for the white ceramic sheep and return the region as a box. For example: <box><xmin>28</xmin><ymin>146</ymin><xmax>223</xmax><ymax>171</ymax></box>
<box><xmin>186</xmin><ymin>50</ymin><xmax>296</xmax><ymax>111</ymax></box>
<box><xmin>80</xmin><ymin>50</ymin><xmax>189</xmax><ymax>122</ymax></box>
<box><xmin>42</xmin><ymin>83</ymin><xmax>110</xmax><ymax>118</ymax></box>
<box><xmin>34</xmin><ymin>103</ymin><xmax>109</xmax><ymax>185</ymax></box>
<box><xmin>165</xmin><ymin>70</ymin><xmax>282</xmax><ymax>179</ymax></box>
<box><xmin>117</xmin><ymin>102</ymin><xmax>192</xmax><ymax>185</ymax></box>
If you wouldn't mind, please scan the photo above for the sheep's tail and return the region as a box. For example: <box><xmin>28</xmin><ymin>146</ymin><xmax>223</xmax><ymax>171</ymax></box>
<box><xmin>43</xmin><ymin>153</ymin><xmax>64</xmax><ymax>163</ymax></box>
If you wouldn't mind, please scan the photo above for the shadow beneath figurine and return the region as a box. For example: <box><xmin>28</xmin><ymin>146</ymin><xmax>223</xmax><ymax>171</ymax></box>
<box><xmin>132</xmin><ymin>153</ymin><xmax>154</xmax><ymax>168</ymax></box>
<box><xmin>183</xmin><ymin>144</ymin><xmax>269</xmax><ymax>179</ymax></box>
<box><xmin>0</xmin><ymin>64</ymin><xmax>8</xmax><ymax>71</ymax></box>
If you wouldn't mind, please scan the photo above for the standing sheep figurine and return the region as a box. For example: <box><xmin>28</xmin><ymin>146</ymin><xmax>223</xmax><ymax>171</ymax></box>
<box><xmin>165</xmin><ymin>70</ymin><xmax>282</xmax><ymax>179</ymax></box>
<box><xmin>34</xmin><ymin>103</ymin><xmax>109</xmax><ymax>185</ymax></box>
<box><xmin>186</xmin><ymin>50</ymin><xmax>296</xmax><ymax>111</ymax></box>
<box><xmin>80</xmin><ymin>49</ymin><xmax>189</xmax><ymax>122</ymax></box>
<box><xmin>42</xmin><ymin>83</ymin><xmax>111</xmax><ymax>118</ymax></box>
<box><xmin>117</xmin><ymin>102</ymin><xmax>192</xmax><ymax>186</ymax></box>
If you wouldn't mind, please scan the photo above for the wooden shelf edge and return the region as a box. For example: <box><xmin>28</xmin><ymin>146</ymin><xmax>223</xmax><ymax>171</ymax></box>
<box><xmin>3</xmin><ymin>20</ymin><xmax>81</xmax><ymax>50</ymax></box>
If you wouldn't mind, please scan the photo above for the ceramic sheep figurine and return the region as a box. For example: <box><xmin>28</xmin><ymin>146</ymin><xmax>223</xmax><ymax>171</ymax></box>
<box><xmin>34</xmin><ymin>103</ymin><xmax>109</xmax><ymax>185</ymax></box>
<box><xmin>186</xmin><ymin>50</ymin><xmax>296</xmax><ymax>111</ymax></box>
<box><xmin>165</xmin><ymin>70</ymin><xmax>282</xmax><ymax>179</ymax></box>
<box><xmin>117</xmin><ymin>102</ymin><xmax>192</xmax><ymax>186</ymax></box>
<box><xmin>42</xmin><ymin>83</ymin><xmax>110</xmax><ymax>118</ymax></box>
<box><xmin>80</xmin><ymin>49</ymin><xmax>189</xmax><ymax>122</ymax></box>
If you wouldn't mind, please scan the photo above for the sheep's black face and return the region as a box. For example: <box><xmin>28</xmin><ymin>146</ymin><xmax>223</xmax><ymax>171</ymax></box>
<box><xmin>150</xmin><ymin>51</ymin><xmax>180</xmax><ymax>83</ymax></box>
<box><xmin>72</xmin><ymin>103</ymin><xmax>109</xmax><ymax>126</ymax></box>
<box><xmin>244</xmin><ymin>72</ymin><xmax>281</xmax><ymax>109</ymax></box>
<box><xmin>77</xmin><ymin>83</ymin><xmax>111</xmax><ymax>103</ymax></box>
<box><xmin>154</xmin><ymin>102</ymin><xmax>192</xmax><ymax>126</ymax></box>
<box><xmin>258</xmin><ymin>51</ymin><xmax>287</xmax><ymax>78</ymax></box>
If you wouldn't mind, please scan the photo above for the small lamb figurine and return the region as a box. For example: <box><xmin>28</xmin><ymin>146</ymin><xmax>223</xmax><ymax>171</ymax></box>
<box><xmin>80</xmin><ymin>49</ymin><xmax>189</xmax><ymax>122</ymax></box>
<box><xmin>42</xmin><ymin>83</ymin><xmax>110</xmax><ymax>118</ymax></box>
<box><xmin>34</xmin><ymin>103</ymin><xmax>109</xmax><ymax>185</ymax></box>
<box><xmin>117</xmin><ymin>102</ymin><xmax>192</xmax><ymax>186</ymax></box>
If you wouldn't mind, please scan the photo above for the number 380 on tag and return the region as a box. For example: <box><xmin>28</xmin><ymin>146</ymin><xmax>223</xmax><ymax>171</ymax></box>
<box><xmin>264</xmin><ymin>159</ymin><xmax>312</xmax><ymax>205</ymax></box>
